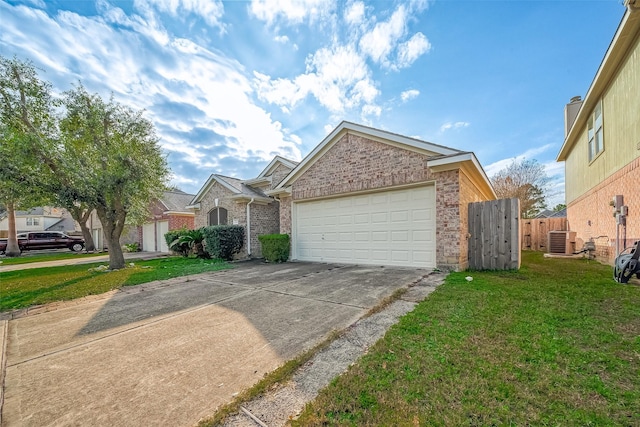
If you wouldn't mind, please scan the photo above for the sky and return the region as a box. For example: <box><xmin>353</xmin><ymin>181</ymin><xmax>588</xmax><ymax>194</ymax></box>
<box><xmin>0</xmin><ymin>0</ymin><xmax>627</xmax><ymax>207</ymax></box>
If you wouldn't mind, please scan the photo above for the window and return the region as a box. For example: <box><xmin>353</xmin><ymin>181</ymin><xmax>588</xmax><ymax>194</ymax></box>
<box><xmin>587</xmin><ymin>100</ymin><xmax>604</xmax><ymax>161</ymax></box>
<box><xmin>26</xmin><ymin>217</ymin><xmax>40</xmax><ymax>226</ymax></box>
<box><xmin>208</xmin><ymin>207</ymin><xmax>228</xmax><ymax>226</ymax></box>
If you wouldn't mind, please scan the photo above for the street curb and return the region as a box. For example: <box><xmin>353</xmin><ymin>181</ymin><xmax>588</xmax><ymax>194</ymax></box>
<box><xmin>0</xmin><ymin>319</ymin><xmax>8</xmax><ymax>424</ymax></box>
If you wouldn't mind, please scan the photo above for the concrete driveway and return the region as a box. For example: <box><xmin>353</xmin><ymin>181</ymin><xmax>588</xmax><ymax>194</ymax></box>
<box><xmin>0</xmin><ymin>261</ymin><xmax>426</xmax><ymax>426</ymax></box>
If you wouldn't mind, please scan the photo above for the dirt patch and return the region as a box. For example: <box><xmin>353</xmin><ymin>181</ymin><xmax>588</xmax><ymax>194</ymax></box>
<box><xmin>217</xmin><ymin>273</ymin><xmax>445</xmax><ymax>427</ymax></box>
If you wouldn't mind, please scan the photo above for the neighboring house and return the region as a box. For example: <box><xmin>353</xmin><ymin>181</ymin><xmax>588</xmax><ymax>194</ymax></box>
<box><xmin>188</xmin><ymin>156</ymin><xmax>298</xmax><ymax>258</ymax></box>
<box><xmin>267</xmin><ymin>121</ymin><xmax>495</xmax><ymax>271</ymax></box>
<box><xmin>139</xmin><ymin>190</ymin><xmax>196</xmax><ymax>253</ymax></box>
<box><xmin>557</xmin><ymin>1</ymin><xmax>640</xmax><ymax>264</ymax></box>
<box><xmin>0</xmin><ymin>207</ymin><xmax>79</xmax><ymax>237</ymax></box>
<box><xmin>90</xmin><ymin>190</ymin><xmax>196</xmax><ymax>252</ymax></box>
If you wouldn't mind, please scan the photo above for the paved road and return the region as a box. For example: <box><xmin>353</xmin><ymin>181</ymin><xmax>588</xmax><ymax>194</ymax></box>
<box><xmin>0</xmin><ymin>261</ymin><xmax>426</xmax><ymax>426</ymax></box>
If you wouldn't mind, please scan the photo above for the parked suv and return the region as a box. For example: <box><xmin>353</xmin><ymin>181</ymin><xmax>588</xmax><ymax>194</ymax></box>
<box><xmin>0</xmin><ymin>231</ymin><xmax>85</xmax><ymax>254</ymax></box>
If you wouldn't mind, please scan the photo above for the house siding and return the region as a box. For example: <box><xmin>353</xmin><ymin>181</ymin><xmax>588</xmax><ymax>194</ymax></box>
<box><xmin>564</xmin><ymin>29</ymin><xmax>639</xmax><ymax>203</ymax></box>
<box><xmin>563</xmin><ymin>19</ymin><xmax>640</xmax><ymax>265</ymax></box>
<box><xmin>285</xmin><ymin>133</ymin><xmax>472</xmax><ymax>270</ymax></box>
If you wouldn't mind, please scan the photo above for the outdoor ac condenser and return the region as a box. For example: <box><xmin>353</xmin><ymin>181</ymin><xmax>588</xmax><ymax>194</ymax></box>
<box><xmin>548</xmin><ymin>231</ymin><xmax>577</xmax><ymax>255</ymax></box>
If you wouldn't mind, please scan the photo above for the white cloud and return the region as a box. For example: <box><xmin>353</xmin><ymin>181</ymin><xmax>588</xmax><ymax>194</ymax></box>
<box><xmin>249</xmin><ymin>0</ymin><xmax>335</xmax><ymax>26</ymax></box>
<box><xmin>254</xmin><ymin>44</ymin><xmax>379</xmax><ymax>114</ymax></box>
<box><xmin>401</xmin><ymin>89</ymin><xmax>419</xmax><ymax>102</ymax></box>
<box><xmin>362</xmin><ymin>104</ymin><xmax>381</xmax><ymax>117</ymax></box>
<box><xmin>396</xmin><ymin>32</ymin><xmax>431</xmax><ymax>69</ymax></box>
<box><xmin>359</xmin><ymin>5</ymin><xmax>407</xmax><ymax>66</ymax></box>
<box><xmin>274</xmin><ymin>35</ymin><xmax>289</xmax><ymax>43</ymax></box>
<box><xmin>137</xmin><ymin>0</ymin><xmax>225</xmax><ymax>28</ymax></box>
<box><xmin>344</xmin><ymin>1</ymin><xmax>365</xmax><ymax>26</ymax></box>
<box><xmin>439</xmin><ymin>121</ymin><xmax>470</xmax><ymax>133</ymax></box>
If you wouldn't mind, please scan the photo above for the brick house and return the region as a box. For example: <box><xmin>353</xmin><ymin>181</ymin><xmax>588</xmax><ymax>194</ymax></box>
<box><xmin>557</xmin><ymin>2</ymin><xmax>640</xmax><ymax>264</ymax></box>
<box><xmin>187</xmin><ymin>156</ymin><xmax>298</xmax><ymax>258</ymax></box>
<box><xmin>266</xmin><ymin>121</ymin><xmax>496</xmax><ymax>271</ymax></box>
<box><xmin>191</xmin><ymin>122</ymin><xmax>494</xmax><ymax>270</ymax></box>
<box><xmin>91</xmin><ymin>190</ymin><xmax>195</xmax><ymax>252</ymax></box>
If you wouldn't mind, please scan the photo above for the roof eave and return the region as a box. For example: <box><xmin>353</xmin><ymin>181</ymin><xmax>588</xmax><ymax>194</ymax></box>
<box><xmin>557</xmin><ymin>7</ymin><xmax>640</xmax><ymax>161</ymax></box>
<box><xmin>427</xmin><ymin>152</ymin><xmax>497</xmax><ymax>200</ymax></box>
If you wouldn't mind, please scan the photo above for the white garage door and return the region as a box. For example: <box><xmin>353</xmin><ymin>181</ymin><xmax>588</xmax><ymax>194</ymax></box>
<box><xmin>156</xmin><ymin>221</ymin><xmax>169</xmax><ymax>253</ymax></box>
<box><xmin>142</xmin><ymin>223</ymin><xmax>156</xmax><ymax>252</ymax></box>
<box><xmin>293</xmin><ymin>185</ymin><xmax>436</xmax><ymax>268</ymax></box>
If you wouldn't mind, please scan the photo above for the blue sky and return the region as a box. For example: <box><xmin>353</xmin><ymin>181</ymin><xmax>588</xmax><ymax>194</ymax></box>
<box><xmin>0</xmin><ymin>0</ymin><xmax>626</xmax><ymax>206</ymax></box>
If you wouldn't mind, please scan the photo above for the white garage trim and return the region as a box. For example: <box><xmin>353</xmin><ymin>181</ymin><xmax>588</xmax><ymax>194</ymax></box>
<box><xmin>292</xmin><ymin>184</ymin><xmax>436</xmax><ymax>268</ymax></box>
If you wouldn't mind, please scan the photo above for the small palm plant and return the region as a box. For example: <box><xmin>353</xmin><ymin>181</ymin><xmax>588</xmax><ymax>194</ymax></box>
<box><xmin>170</xmin><ymin>229</ymin><xmax>209</xmax><ymax>258</ymax></box>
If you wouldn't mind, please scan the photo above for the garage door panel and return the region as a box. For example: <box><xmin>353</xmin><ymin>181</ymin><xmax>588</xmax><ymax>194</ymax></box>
<box><xmin>294</xmin><ymin>185</ymin><xmax>435</xmax><ymax>268</ymax></box>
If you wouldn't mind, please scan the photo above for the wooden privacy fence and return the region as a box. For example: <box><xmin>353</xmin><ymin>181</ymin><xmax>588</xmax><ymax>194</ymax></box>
<box><xmin>468</xmin><ymin>198</ymin><xmax>521</xmax><ymax>270</ymax></box>
<box><xmin>521</xmin><ymin>218</ymin><xmax>568</xmax><ymax>251</ymax></box>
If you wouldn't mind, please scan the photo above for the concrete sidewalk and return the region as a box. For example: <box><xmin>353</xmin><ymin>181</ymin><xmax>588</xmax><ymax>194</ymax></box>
<box><xmin>0</xmin><ymin>251</ymin><xmax>166</xmax><ymax>272</ymax></box>
<box><xmin>0</xmin><ymin>261</ymin><xmax>427</xmax><ymax>427</ymax></box>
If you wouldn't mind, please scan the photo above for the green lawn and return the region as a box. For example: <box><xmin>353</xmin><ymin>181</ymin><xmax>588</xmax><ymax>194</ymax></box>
<box><xmin>293</xmin><ymin>252</ymin><xmax>640</xmax><ymax>426</ymax></box>
<box><xmin>0</xmin><ymin>257</ymin><xmax>230</xmax><ymax>311</ymax></box>
<box><xmin>0</xmin><ymin>251</ymin><xmax>106</xmax><ymax>266</ymax></box>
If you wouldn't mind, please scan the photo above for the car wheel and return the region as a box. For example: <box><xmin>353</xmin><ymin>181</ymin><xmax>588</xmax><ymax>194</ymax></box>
<box><xmin>71</xmin><ymin>243</ymin><xmax>84</xmax><ymax>252</ymax></box>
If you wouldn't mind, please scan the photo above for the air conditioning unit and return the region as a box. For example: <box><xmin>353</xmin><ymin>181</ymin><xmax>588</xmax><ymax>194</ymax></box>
<box><xmin>548</xmin><ymin>231</ymin><xmax>577</xmax><ymax>255</ymax></box>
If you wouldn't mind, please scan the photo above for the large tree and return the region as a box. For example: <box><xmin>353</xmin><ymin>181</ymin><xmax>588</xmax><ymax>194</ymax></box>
<box><xmin>491</xmin><ymin>159</ymin><xmax>549</xmax><ymax>218</ymax></box>
<box><xmin>0</xmin><ymin>56</ymin><xmax>56</xmax><ymax>256</ymax></box>
<box><xmin>59</xmin><ymin>85</ymin><xmax>169</xmax><ymax>269</ymax></box>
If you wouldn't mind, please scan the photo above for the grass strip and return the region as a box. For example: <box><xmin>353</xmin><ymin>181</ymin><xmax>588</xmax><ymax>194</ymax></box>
<box><xmin>293</xmin><ymin>252</ymin><xmax>640</xmax><ymax>426</ymax></box>
<box><xmin>0</xmin><ymin>257</ymin><xmax>230</xmax><ymax>311</ymax></box>
<box><xmin>0</xmin><ymin>251</ymin><xmax>106</xmax><ymax>266</ymax></box>
<box><xmin>197</xmin><ymin>330</ymin><xmax>341</xmax><ymax>427</ymax></box>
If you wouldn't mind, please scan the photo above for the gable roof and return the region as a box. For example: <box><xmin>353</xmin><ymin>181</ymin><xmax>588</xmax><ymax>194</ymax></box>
<box><xmin>276</xmin><ymin>121</ymin><xmax>461</xmax><ymax>189</ymax></box>
<box><xmin>160</xmin><ymin>190</ymin><xmax>195</xmax><ymax>214</ymax></box>
<box><xmin>557</xmin><ymin>5</ymin><xmax>640</xmax><ymax>161</ymax></box>
<box><xmin>256</xmin><ymin>156</ymin><xmax>299</xmax><ymax>179</ymax></box>
<box><xmin>273</xmin><ymin>121</ymin><xmax>495</xmax><ymax>199</ymax></box>
<box><xmin>188</xmin><ymin>174</ymin><xmax>272</xmax><ymax>208</ymax></box>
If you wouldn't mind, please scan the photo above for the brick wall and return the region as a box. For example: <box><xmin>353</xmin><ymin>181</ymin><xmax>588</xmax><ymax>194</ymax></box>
<box><xmin>284</xmin><ymin>132</ymin><xmax>475</xmax><ymax>270</ymax></box>
<box><xmin>279</xmin><ymin>195</ymin><xmax>292</xmax><ymax>235</ymax></box>
<box><xmin>568</xmin><ymin>157</ymin><xmax>640</xmax><ymax>264</ymax></box>
<box><xmin>271</xmin><ymin>164</ymin><xmax>293</xmax><ymax>189</ymax></box>
<box><xmin>194</xmin><ymin>183</ymin><xmax>246</xmax><ymax>229</ymax></box>
<box><xmin>291</xmin><ymin>134</ymin><xmax>436</xmax><ymax>200</ymax></box>
<box><xmin>249</xmin><ymin>202</ymin><xmax>280</xmax><ymax>257</ymax></box>
<box><xmin>168</xmin><ymin>215</ymin><xmax>194</xmax><ymax>231</ymax></box>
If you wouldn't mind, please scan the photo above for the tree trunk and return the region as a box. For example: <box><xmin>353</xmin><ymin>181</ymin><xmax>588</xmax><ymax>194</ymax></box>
<box><xmin>96</xmin><ymin>206</ymin><xmax>127</xmax><ymax>270</ymax></box>
<box><xmin>5</xmin><ymin>201</ymin><xmax>21</xmax><ymax>257</ymax></box>
<box><xmin>69</xmin><ymin>207</ymin><xmax>96</xmax><ymax>252</ymax></box>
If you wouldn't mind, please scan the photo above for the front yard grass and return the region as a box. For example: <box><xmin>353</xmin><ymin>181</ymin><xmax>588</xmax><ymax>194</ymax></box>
<box><xmin>0</xmin><ymin>251</ymin><xmax>106</xmax><ymax>266</ymax></box>
<box><xmin>0</xmin><ymin>257</ymin><xmax>230</xmax><ymax>311</ymax></box>
<box><xmin>294</xmin><ymin>252</ymin><xmax>640</xmax><ymax>426</ymax></box>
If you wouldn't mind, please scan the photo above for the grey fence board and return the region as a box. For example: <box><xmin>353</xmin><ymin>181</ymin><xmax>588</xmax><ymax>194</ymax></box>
<box><xmin>468</xmin><ymin>198</ymin><xmax>521</xmax><ymax>270</ymax></box>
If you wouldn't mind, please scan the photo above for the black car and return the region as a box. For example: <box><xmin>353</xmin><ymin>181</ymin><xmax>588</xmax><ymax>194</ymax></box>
<box><xmin>0</xmin><ymin>231</ymin><xmax>85</xmax><ymax>254</ymax></box>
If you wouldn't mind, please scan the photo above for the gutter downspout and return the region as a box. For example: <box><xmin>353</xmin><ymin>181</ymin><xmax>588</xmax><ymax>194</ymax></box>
<box><xmin>246</xmin><ymin>198</ymin><xmax>255</xmax><ymax>257</ymax></box>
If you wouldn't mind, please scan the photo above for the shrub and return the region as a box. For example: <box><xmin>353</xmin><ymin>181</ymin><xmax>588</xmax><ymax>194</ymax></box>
<box><xmin>202</xmin><ymin>225</ymin><xmax>244</xmax><ymax>261</ymax></box>
<box><xmin>169</xmin><ymin>228</ymin><xmax>209</xmax><ymax>259</ymax></box>
<box><xmin>122</xmin><ymin>242</ymin><xmax>139</xmax><ymax>252</ymax></box>
<box><xmin>165</xmin><ymin>227</ymin><xmax>191</xmax><ymax>257</ymax></box>
<box><xmin>258</xmin><ymin>234</ymin><xmax>290</xmax><ymax>263</ymax></box>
